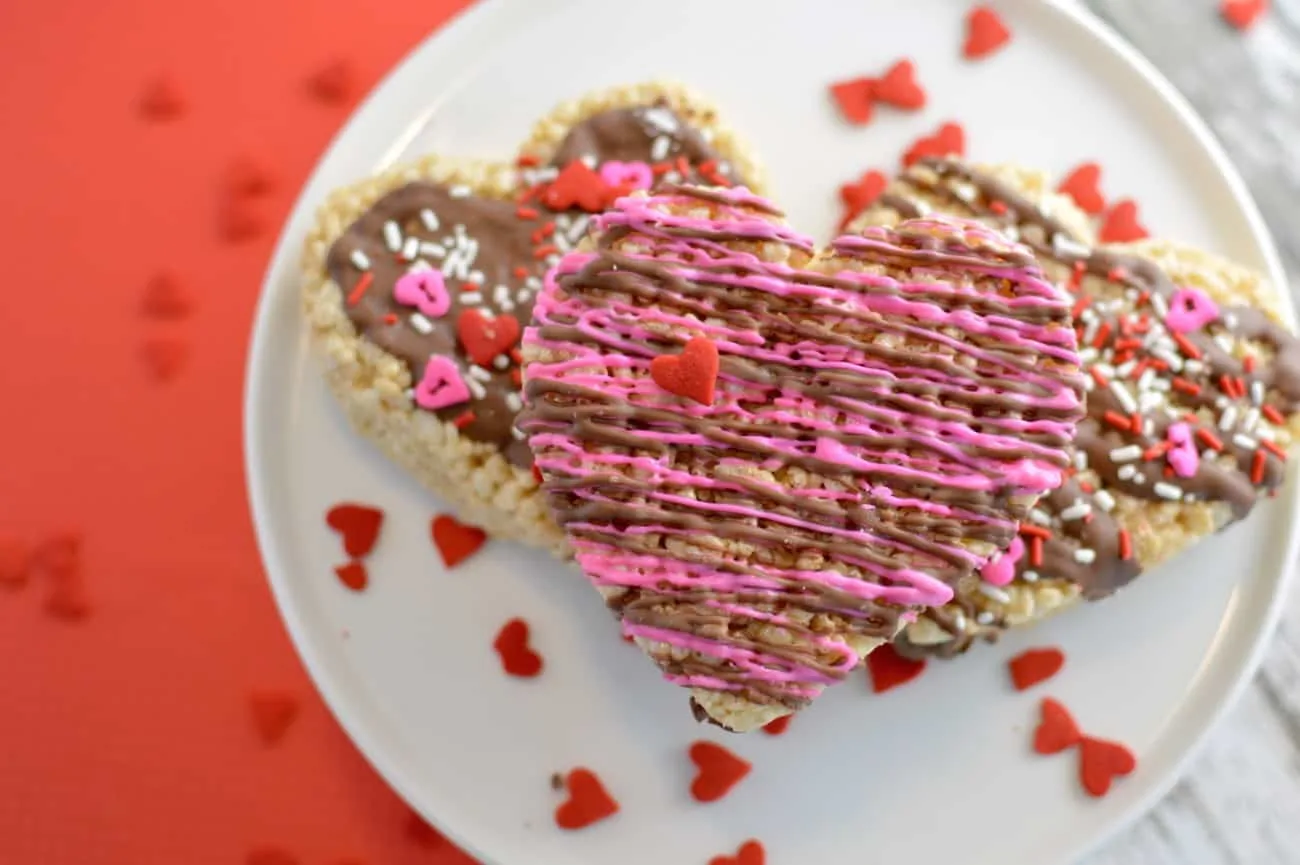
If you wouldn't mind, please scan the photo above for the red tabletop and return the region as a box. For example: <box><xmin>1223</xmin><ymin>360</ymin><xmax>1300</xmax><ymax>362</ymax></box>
<box><xmin>0</xmin><ymin>1</ymin><xmax>481</xmax><ymax>862</ymax></box>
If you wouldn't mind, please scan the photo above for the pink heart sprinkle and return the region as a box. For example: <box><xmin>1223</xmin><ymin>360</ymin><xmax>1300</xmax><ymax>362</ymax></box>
<box><xmin>394</xmin><ymin>269</ymin><xmax>451</xmax><ymax>319</ymax></box>
<box><xmin>599</xmin><ymin>160</ymin><xmax>654</xmax><ymax>192</ymax></box>
<box><xmin>1165</xmin><ymin>287</ymin><xmax>1219</xmax><ymax>333</ymax></box>
<box><xmin>414</xmin><ymin>356</ymin><xmax>470</xmax><ymax>411</ymax></box>
<box><xmin>1166</xmin><ymin>422</ymin><xmax>1200</xmax><ymax>478</ymax></box>
<box><xmin>979</xmin><ymin>535</ymin><xmax>1024</xmax><ymax>586</ymax></box>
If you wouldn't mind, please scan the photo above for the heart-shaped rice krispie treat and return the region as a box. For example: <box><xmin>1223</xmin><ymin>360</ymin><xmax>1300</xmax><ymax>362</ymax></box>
<box><xmin>853</xmin><ymin>158</ymin><xmax>1300</xmax><ymax>657</ymax></box>
<box><xmin>519</xmin><ymin>184</ymin><xmax>1086</xmax><ymax>730</ymax></box>
<box><xmin>301</xmin><ymin>82</ymin><xmax>764</xmax><ymax>554</ymax></box>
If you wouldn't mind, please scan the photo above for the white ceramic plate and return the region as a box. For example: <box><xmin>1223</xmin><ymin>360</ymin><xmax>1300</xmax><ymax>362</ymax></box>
<box><xmin>244</xmin><ymin>2</ymin><xmax>1299</xmax><ymax>863</ymax></box>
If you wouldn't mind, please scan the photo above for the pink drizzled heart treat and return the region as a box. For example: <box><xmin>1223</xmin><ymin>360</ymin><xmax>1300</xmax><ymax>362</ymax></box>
<box><xmin>519</xmin><ymin>185</ymin><xmax>1085</xmax><ymax>731</ymax></box>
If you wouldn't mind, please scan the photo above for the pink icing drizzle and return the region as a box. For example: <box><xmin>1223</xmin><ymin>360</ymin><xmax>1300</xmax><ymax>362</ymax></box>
<box><xmin>980</xmin><ymin>536</ymin><xmax>1025</xmax><ymax>587</ymax></box>
<box><xmin>523</xmin><ymin>188</ymin><xmax>1081</xmax><ymax>700</ymax></box>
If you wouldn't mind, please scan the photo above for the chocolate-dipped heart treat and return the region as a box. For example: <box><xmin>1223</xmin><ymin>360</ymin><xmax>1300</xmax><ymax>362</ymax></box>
<box><xmin>519</xmin><ymin>184</ymin><xmax>1086</xmax><ymax>730</ymax></box>
<box><xmin>852</xmin><ymin>158</ymin><xmax>1300</xmax><ymax>657</ymax></box>
<box><xmin>300</xmin><ymin>83</ymin><xmax>764</xmax><ymax>552</ymax></box>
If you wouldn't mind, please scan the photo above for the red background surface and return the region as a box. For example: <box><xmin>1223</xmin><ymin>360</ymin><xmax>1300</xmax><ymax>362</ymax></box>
<box><xmin>0</xmin><ymin>1</ymin><xmax>481</xmax><ymax>862</ymax></box>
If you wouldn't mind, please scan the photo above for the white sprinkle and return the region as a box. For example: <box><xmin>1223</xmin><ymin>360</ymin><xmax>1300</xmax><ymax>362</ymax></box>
<box><xmin>493</xmin><ymin>355</ymin><xmax>510</xmax><ymax>371</ymax></box>
<box><xmin>441</xmin><ymin>236</ymin><xmax>455</xmax><ymax>247</ymax></box>
<box><xmin>1117</xmin><ymin>464</ymin><xmax>1137</xmax><ymax>481</ymax></box>
<box><xmin>913</xmin><ymin>199</ymin><xmax>932</xmax><ymax>216</ymax></box>
<box><xmin>1115</xmin><ymin>360</ymin><xmax>1138</xmax><ymax>379</ymax></box>
<box><xmin>453</xmin><ymin>223</ymin><xmax>467</xmax><ymax>237</ymax></box>
<box><xmin>1093</xmin><ymin>490</ymin><xmax>1116</xmax><ymax>512</ymax></box>
<box><xmin>525</xmin><ymin>276</ymin><xmax>542</xmax><ymax>291</ymax></box>
<box><xmin>568</xmin><ymin>215</ymin><xmax>590</xmax><ymax>242</ymax></box>
<box><xmin>1183</xmin><ymin>359</ymin><xmax>1204</xmax><ymax>376</ymax></box>
<box><xmin>1219</xmin><ymin>406</ymin><xmax>1239</xmax><ymax>432</ymax></box>
<box><xmin>383</xmin><ymin>220</ymin><xmax>402</xmax><ymax>252</ymax></box>
<box><xmin>641</xmin><ymin>106</ymin><xmax>679</xmax><ymax>133</ymax></box>
<box><xmin>419</xmin><ymin>241</ymin><xmax>445</xmax><ymax>259</ymax></box>
<box><xmin>951</xmin><ymin>181</ymin><xmax>978</xmax><ymax>203</ymax></box>
<box><xmin>976</xmin><ymin>611</ymin><xmax>995</xmax><ymax>625</ymax></box>
<box><xmin>1154</xmin><ymin>481</ymin><xmax>1183</xmax><ymax>501</ymax></box>
<box><xmin>1150</xmin><ymin>292</ymin><xmax>1170</xmax><ymax>319</ymax></box>
<box><xmin>1073</xmin><ymin>450</ymin><xmax>1089</xmax><ymax>472</ymax></box>
<box><xmin>1243</xmin><ymin>407</ymin><xmax>1261</xmax><ymax>434</ymax></box>
<box><xmin>978</xmin><ymin>584</ymin><xmax>1012</xmax><ymax>605</ymax></box>
<box><xmin>506</xmin><ymin>392</ymin><xmax>523</xmax><ymax>413</ymax></box>
<box><xmin>1137</xmin><ymin>368</ymin><xmax>1157</xmax><ymax>393</ymax></box>
<box><xmin>459</xmin><ymin>292</ymin><xmax>483</xmax><ymax>305</ymax></box>
<box><xmin>651</xmin><ymin>135</ymin><xmax>672</xmax><ymax>162</ymax></box>
<box><xmin>1124</xmin><ymin>288</ymin><xmax>1139</xmax><ymax>303</ymax></box>
<box><xmin>1133</xmin><ymin>472</ymin><xmax>1147</xmax><ymax>485</ymax></box>
<box><xmin>1052</xmin><ymin>234</ymin><xmax>1091</xmax><ymax>259</ymax></box>
<box><xmin>1022</xmin><ymin>570</ymin><xmax>1040</xmax><ymax>583</ymax></box>
<box><xmin>1234</xmin><ymin>433</ymin><xmax>1259</xmax><ymax>450</ymax></box>
<box><xmin>1109</xmin><ymin>444</ymin><xmax>1142</xmax><ymax>463</ymax></box>
<box><xmin>1093</xmin><ymin>363</ymin><xmax>1116</xmax><ymax>379</ymax></box>
<box><xmin>1082</xmin><ymin>375</ymin><xmax>1096</xmax><ymax>393</ymax></box>
<box><xmin>1222</xmin><ymin>312</ymin><xmax>1239</xmax><ymax>329</ymax></box>
<box><xmin>1003</xmin><ymin>224</ymin><xmax>1020</xmax><ymax>243</ymax></box>
<box><xmin>516</xmin><ymin>288</ymin><xmax>532</xmax><ymax>304</ymax></box>
<box><xmin>464</xmin><ymin>239</ymin><xmax>480</xmax><ymax>270</ymax></box>
<box><xmin>952</xmin><ymin>610</ymin><xmax>968</xmax><ymax>632</ymax></box>
<box><xmin>1078</xmin><ymin>347</ymin><xmax>1099</xmax><ymax>365</ymax></box>
<box><xmin>467</xmin><ymin>365</ymin><xmax>493</xmax><ymax>382</ymax></box>
<box><xmin>1150</xmin><ymin>377</ymin><xmax>1171</xmax><ymax>393</ymax></box>
<box><xmin>420</xmin><ymin>209</ymin><xmax>440</xmax><ymax>232</ymax></box>
<box><xmin>449</xmin><ymin>185</ymin><xmax>471</xmax><ymax>199</ymax></box>
<box><xmin>1251</xmin><ymin>380</ymin><xmax>1266</xmax><ymax>406</ymax></box>
<box><xmin>1215</xmin><ymin>395</ymin><xmax>1230</xmax><ymax>410</ymax></box>
<box><xmin>466</xmin><ymin>378</ymin><xmax>487</xmax><ymax>401</ymax></box>
<box><xmin>408</xmin><ymin>313</ymin><xmax>433</xmax><ymax>334</ymax></box>
<box><xmin>1151</xmin><ymin>348</ymin><xmax>1183</xmax><ymax>372</ymax></box>
<box><xmin>1110</xmin><ymin>381</ymin><xmax>1139</xmax><ymax>415</ymax></box>
<box><xmin>546</xmin><ymin>254</ymin><xmax>561</xmax><ymax>268</ymax></box>
<box><xmin>401</xmin><ymin>236</ymin><xmax>419</xmax><ymax>261</ymax></box>
<box><xmin>1029</xmin><ymin>508</ymin><xmax>1052</xmax><ymax>526</ymax></box>
<box><xmin>467</xmin><ymin>270</ymin><xmax>485</xmax><ymax>285</ymax></box>
<box><xmin>1073</xmin><ymin>548</ymin><xmax>1097</xmax><ymax>565</ymax></box>
<box><xmin>1136</xmin><ymin>392</ymin><xmax>1161</xmax><ymax>415</ymax></box>
<box><xmin>511</xmin><ymin>426</ymin><xmax>525</xmax><ymax>441</ymax></box>
<box><xmin>349</xmin><ymin>249</ymin><xmax>371</xmax><ymax>270</ymax></box>
<box><xmin>493</xmin><ymin>284</ymin><xmax>510</xmax><ymax>303</ymax></box>
<box><xmin>1258</xmin><ymin>427</ymin><xmax>1277</xmax><ymax>441</ymax></box>
<box><xmin>1082</xmin><ymin>319</ymin><xmax>1100</xmax><ymax>347</ymax></box>
<box><xmin>1215</xmin><ymin>334</ymin><xmax>1235</xmax><ymax>354</ymax></box>
<box><xmin>1060</xmin><ymin>501</ymin><xmax>1092</xmax><ymax>522</ymax></box>
<box><xmin>580</xmin><ymin>154</ymin><xmax>597</xmax><ymax>168</ymax></box>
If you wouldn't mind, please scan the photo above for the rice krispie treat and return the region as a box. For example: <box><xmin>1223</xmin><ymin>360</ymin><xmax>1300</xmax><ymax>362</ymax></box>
<box><xmin>853</xmin><ymin>158</ymin><xmax>1300</xmax><ymax>657</ymax></box>
<box><xmin>301</xmin><ymin>83</ymin><xmax>765</xmax><ymax>553</ymax></box>
<box><xmin>518</xmin><ymin>184</ymin><xmax>1086</xmax><ymax>730</ymax></box>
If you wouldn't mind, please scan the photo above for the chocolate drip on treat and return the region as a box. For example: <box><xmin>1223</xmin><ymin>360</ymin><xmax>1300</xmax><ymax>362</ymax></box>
<box><xmin>521</xmin><ymin>186</ymin><xmax>1084</xmax><ymax>710</ymax></box>
<box><xmin>880</xmin><ymin>158</ymin><xmax>1300</xmax><ymax>653</ymax></box>
<box><xmin>324</xmin><ymin>105</ymin><xmax>739</xmax><ymax>470</ymax></box>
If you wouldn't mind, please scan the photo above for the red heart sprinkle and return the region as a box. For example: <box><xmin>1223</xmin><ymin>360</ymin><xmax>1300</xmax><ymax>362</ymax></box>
<box><xmin>493</xmin><ymin>618</ymin><xmax>543</xmax><ymax>678</ymax></box>
<box><xmin>965</xmin><ymin>6</ymin><xmax>1013</xmax><ymax>59</ymax></box>
<box><xmin>141</xmin><ymin>338</ymin><xmax>188</xmax><ymax>382</ymax></box>
<box><xmin>541</xmin><ymin>160</ymin><xmax>616</xmax><ymax>212</ymax></box>
<box><xmin>761</xmin><ymin>715</ymin><xmax>792</xmax><ymax>736</ymax></box>
<box><xmin>141</xmin><ymin>271</ymin><xmax>193</xmax><ymax>320</ymax></box>
<box><xmin>139</xmin><ymin>76</ymin><xmax>185</xmax><ymax>121</ymax></box>
<box><xmin>405</xmin><ymin>808</ymin><xmax>447</xmax><ymax>848</ymax></box>
<box><xmin>1033</xmin><ymin>697</ymin><xmax>1083</xmax><ymax>755</ymax></box>
<box><xmin>1099</xmin><ymin>199</ymin><xmax>1149</xmax><ymax>243</ymax></box>
<box><xmin>689</xmin><ymin>741</ymin><xmax>752</xmax><ymax>803</ymax></box>
<box><xmin>307</xmin><ymin>58</ymin><xmax>356</xmax><ymax>105</ymax></box>
<box><xmin>431</xmin><ymin>514</ymin><xmax>488</xmax><ymax>569</ymax></box>
<box><xmin>902</xmin><ymin>122</ymin><xmax>966</xmax><ymax>168</ymax></box>
<box><xmin>227</xmin><ymin>156</ymin><xmax>276</xmax><ymax>198</ymax></box>
<box><xmin>650</xmin><ymin>336</ymin><xmax>719</xmax><ymax>405</ymax></box>
<box><xmin>1008</xmin><ymin>647</ymin><xmax>1066</xmax><ymax>691</ymax></box>
<box><xmin>531</xmin><ymin>464</ymin><xmax>544</xmax><ymax>485</ymax></box>
<box><xmin>333</xmin><ymin>561</ymin><xmax>368</xmax><ymax>592</ymax></box>
<box><xmin>325</xmin><ymin>503</ymin><xmax>384</xmax><ymax>558</ymax></box>
<box><xmin>866</xmin><ymin>643</ymin><xmax>927</xmax><ymax>693</ymax></box>
<box><xmin>1078</xmin><ymin>736</ymin><xmax>1137</xmax><ymax>797</ymax></box>
<box><xmin>0</xmin><ymin>536</ymin><xmax>30</xmax><ymax>589</ymax></box>
<box><xmin>1222</xmin><ymin>0</ymin><xmax>1267</xmax><ymax>30</ymax></box>
<box><xmin>249</xmin><ymin>690</ymin><xmax>299</xmax><ymax>745</ymax></box>
<box><xmin>554</xmin><ymin>768</ymin><xmax>619</xmax><ymax>829</ymax></box>
<box><xmin>1057</xmin><ymin>162</ymin><xmax>1106</xmax><ymax>215</ymax></box>
<box><xmin>839</xmin><ymin>170</ymin><xmax>888</xmax><ymax>231</ymax></box>
<box><xmin>871</xmin><ymin>60</ymin><xmax>926</xmax><ymax>110</ymax></box>
<box><xmin>457</xmin><ymin>309</ymin><xmax>522</xmax><ymax>367</ymax></box>
<box><xmin>218</xmin><ymin>197</ymin><xmax>265</xmax><ymax>243</ymax></box>
<box><xmin>246</xmin><ymin>847</ymin><xmax>299</xmax><ymax>865</ymax></box>
<box><xmin>829</xmin><ymin>77</ymin><xmax>875</xmax><ymax>125</ymax></box>
<box><xmin>709</xmin><ymin>840</ymin><xmax>766</xmax><ymax>865</ymax></box>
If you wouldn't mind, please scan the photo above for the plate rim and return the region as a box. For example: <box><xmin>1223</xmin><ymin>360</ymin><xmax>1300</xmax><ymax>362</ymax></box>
<box><xmin>242</xmin><ymin>2</ymin><xmax>1300</xmax><ymax>862</ymax></box>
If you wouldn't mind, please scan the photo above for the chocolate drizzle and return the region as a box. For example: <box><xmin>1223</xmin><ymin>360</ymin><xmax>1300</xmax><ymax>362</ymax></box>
<box><xmin>323</xmin><ymin>104</ymin><xmax>740</xmax><ymax>469</ymax></box>
<box><xmin>878</xmin><ymin>158</ymin><xmax>1300</xmax><ymax>655</ymax></box>
<box><xmin>520</xmin><ymin>187</ymin><xmax>1084</xmax><ymax>714</ymax></box>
